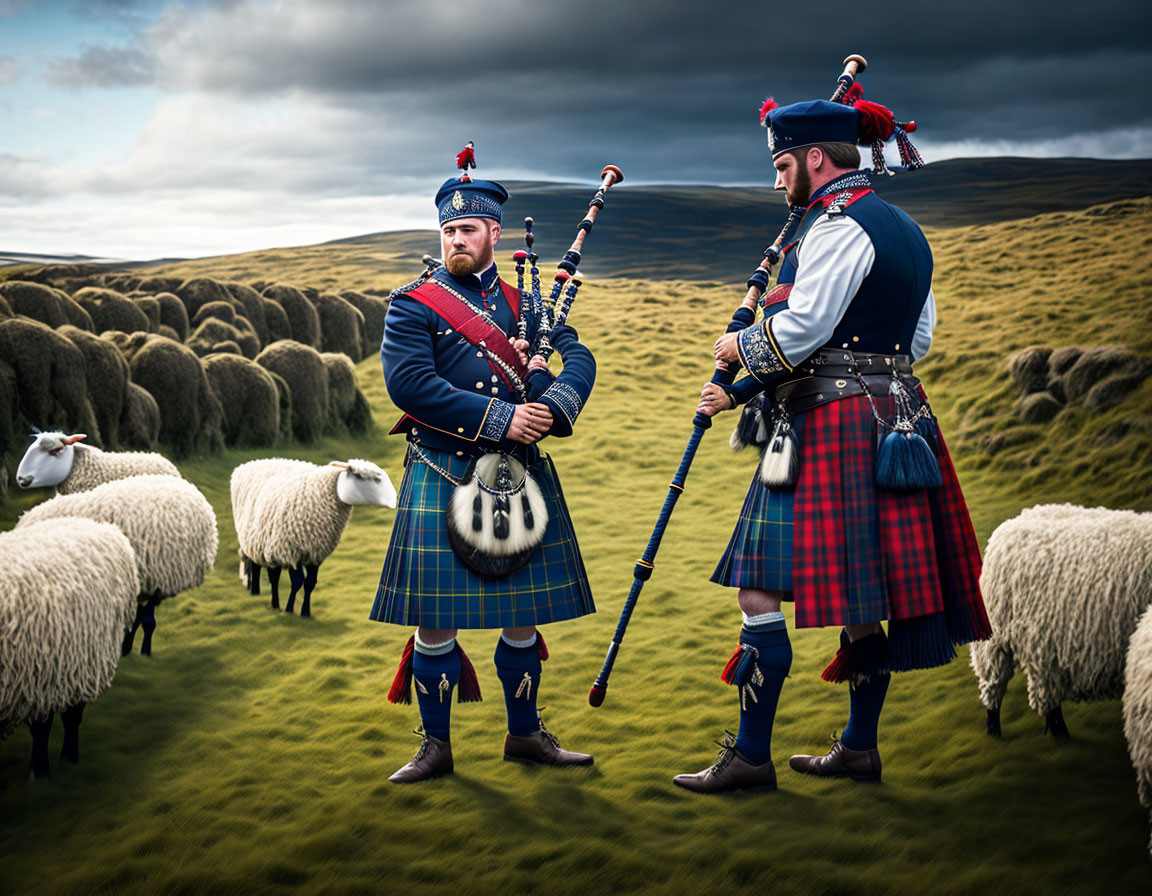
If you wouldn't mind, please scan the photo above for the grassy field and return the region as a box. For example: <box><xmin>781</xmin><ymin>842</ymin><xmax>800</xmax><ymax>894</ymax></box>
<box><xmin>2</xmin><ymin>198</ymin><xmax>1151</xmax><ymax>895</ymax></box>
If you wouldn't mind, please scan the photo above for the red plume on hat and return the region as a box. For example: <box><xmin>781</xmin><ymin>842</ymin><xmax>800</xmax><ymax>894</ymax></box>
<box><xmin>843</xmin><ymin>83</ymin><xmax>924</xmax><ymax>175</ymax></box>
<box><xmin>455</xmin><ymin>141</ymin><xmax>476</xmax><ymax>182</ymax></box>
<box><xmin>758</xmin><ymin>97</ymin><xmax>778</xmax><ymax>127</ymax></box>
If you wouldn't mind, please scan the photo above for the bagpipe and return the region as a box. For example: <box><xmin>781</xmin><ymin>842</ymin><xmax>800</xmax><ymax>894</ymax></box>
<box><xmin>512</xmin><ymin>165</ymin><xmax>624</xmax><ymax>401</ymax></box>
<box><xmin>589</xmin><ymin>54</ymin><xmax>888</xmax><ymax>708</ymax></box>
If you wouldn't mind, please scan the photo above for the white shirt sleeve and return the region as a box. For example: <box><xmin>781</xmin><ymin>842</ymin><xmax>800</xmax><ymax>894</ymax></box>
<box><xmin>768</xmin><ymin>214</ymin><xmax>875</xmax><ymax>366</ymax></box>
<box><xmin>910</xmin><ymin>288</ymin><xmax>935</xmax><ymax>362</ymax></box>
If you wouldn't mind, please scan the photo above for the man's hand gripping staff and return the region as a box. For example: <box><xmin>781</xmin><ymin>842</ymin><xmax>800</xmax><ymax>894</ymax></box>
<box><xmin>588</xmin><ymin>53</ymin><xmax>870</xmax><ymax>708</ymax></box>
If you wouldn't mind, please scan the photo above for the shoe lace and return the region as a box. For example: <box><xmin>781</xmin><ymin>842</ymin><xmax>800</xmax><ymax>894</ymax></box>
<box><xmin>411</xmin><ymin>726</ymin><xmax>431</xmax><ymax>761</ymax></box>
<box><xmin>708</xmin><ymin>730</ymin><xmax>739</xmax><ymax>772</ymax></box>
<box><xmin>536</xmin><ymin>711</ymin><xmax>562</xmax><ymax>748</ymax></box>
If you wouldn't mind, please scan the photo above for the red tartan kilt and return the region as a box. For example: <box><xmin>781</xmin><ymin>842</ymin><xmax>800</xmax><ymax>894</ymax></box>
<box><xmin>790</xmin><ymin>391</ymin><xmax>990</xmax><ymax>643</ymax></box>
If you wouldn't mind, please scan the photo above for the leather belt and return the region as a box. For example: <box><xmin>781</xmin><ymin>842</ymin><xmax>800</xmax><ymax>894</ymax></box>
<box><xmin>772</xmin><ymin>349</ymin><xmax>917</xmax><ymax>415</ymax></box>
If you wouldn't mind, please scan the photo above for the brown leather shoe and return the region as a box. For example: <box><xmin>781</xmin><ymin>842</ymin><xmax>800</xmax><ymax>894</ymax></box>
<box><xmin>389</xmin><ymin>732</ymin><xmax>453</xmax><ymax>783</ymax></box>
<box><xmin>789</xmin><ymin>737</ymin><xmax>881</xmax><ymax>782</ymax></box>
<box><xmin>673</xmin><ymin>734</ymin><xmax>777</xmax><ymax>793</ymax></box>
<box><xmin>504</xmin><ymin>722</ymin><xmax>593</xmax><ymax>767</ymax></box>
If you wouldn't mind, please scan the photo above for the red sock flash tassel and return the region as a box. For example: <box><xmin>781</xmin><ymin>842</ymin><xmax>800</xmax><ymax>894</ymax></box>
<box><xmin>821</xmin><ymin>631</ymin><xmax>888</xmax><ymax>684</ymax></box>
<box><xmin>456</xmin><ymin>642</ymin><xmax>483</xmax><ymax>703</ymax></box>
<box><xmin>535</xmin><ymin>630</ymin><xmax>550</xmax><ymax>662</ymax></box>
<box><xmin>387</xmin><ymin>635</ymin><xmax>416</xmax><ymax>704</ymax></box>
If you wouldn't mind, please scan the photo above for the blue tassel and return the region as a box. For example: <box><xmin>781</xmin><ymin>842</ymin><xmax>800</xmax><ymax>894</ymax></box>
<box><xmin>914</xmin><ymin>414</ymin><xmax>939</xmax><ymax>454</ymax></box>
<box><xmin>875</xmin><ymin>429</ymin><xmax>942</xmax><ymax>490</ymax></box>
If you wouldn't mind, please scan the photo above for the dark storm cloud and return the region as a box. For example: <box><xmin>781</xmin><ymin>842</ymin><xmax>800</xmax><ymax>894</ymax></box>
<box><xmin>42</xmin><ymin>0</ymin><xmax>1152</xmax><ymax>182</ymax></box>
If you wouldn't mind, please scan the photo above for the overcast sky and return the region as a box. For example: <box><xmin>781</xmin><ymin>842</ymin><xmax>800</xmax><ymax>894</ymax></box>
<box><xmin>1</xmin><ymin>0</ymin><xmax>1149</xmax><ymax>259</ymax></box>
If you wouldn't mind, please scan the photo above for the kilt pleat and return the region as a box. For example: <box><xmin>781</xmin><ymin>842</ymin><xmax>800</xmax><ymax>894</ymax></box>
<box><xmin>370</xmin><ymin>447</ymin><xmax>595</xmax><ymax>629</ymax></box>
<box><xmin>713</xmin><ymin>388</ymin><xmax>989</xmax><ymax>668</ymax></box>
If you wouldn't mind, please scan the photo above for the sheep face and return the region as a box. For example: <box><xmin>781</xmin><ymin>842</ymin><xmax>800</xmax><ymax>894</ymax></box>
<box><xmin>331</xmin><ymin>459</ymin><xmax>397</xmax><ymax>508</ymax></box>
<box><xmin>15</xmin><ymin>431</ymin><xmax>85</xmax><ymax>489</ymax></box>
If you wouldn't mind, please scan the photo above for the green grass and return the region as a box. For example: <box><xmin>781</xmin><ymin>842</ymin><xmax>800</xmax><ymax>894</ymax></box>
<box><xmin>3</xmin><ymin>198</ymin><xmax>1152</xmax><ymax>894</ymax></box>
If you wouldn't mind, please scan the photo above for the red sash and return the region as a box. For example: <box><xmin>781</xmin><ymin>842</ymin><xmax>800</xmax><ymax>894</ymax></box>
<box><xmin>406</xmin><ymin>279</ymin><xmax>529</xmax><ymax>389</ymax></box>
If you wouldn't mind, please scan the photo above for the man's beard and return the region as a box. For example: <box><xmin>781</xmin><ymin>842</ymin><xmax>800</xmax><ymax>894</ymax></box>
<box><xmin>445</xmin><ymin>251</ymin><xmax>479</xmax><ymax>277</ymax></box>
<box><xmin>787</xmin><ymin>164</ymin><xmax>812</xmax><ymax>206</ymax></box>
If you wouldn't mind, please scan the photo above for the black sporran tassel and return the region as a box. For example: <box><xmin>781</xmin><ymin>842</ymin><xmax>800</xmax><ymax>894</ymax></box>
<box><xmin>521</xmin><ymin>492</ymin><xmax>535</xmax><ymax>530</ymax></box>
<box><xmin>730</xmin><ymin>399</ymin><xmax>770</xmax><ymax>451</ymax></box>
<box><xmin>493</xmin><ymin>457</ymin><xmax>513</xmax><ymax>540</ymax></box>
<box><xmin>472</xmin><ymin>493</ymin><xmax>484</xmax><ymax>532</ymax></box>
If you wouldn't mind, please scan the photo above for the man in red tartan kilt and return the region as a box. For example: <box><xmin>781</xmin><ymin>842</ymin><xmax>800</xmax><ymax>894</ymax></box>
<box><xmin>673</xmin><ymin>95</ymin><xmax>991</xmax><ymax>793</ymax></box>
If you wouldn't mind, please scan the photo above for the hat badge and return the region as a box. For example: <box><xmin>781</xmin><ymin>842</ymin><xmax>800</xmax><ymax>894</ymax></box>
<box><xmin>451</xmin><ymin>190</ymin><xmax>465</xmax><ymax>211</ymax></box>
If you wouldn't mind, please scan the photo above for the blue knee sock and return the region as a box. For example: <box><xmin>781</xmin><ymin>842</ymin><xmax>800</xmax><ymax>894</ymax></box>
<box><xmin>732</xmin><ymin>615</ymin><xmax>791</xmax><ymax>766</ymax></box>
<box><xmin>413</xmin><ymin>638</ymin><xmax>461</xmax><ymax>741</ymax></box>
<box><xmin>840</xmin><ymin>671</ymin><xmax>890</xmax><ymax>751</ymax></box>
<box><xmin>494</xmin><ymin>634</ymin><xmax>542</xmax><ymax>737</ymax></box>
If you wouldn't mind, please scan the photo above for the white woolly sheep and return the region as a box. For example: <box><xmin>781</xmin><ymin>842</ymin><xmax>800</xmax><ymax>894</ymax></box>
<box><xmin>17</xmin><ymin>475</ymin><xmax>218</xmax><ymax>656</ymax></box>
<box><xmin>1</xmin><ymin>518</ymin><xmax>139</xmax><ymax>780</ymax></box>
<box><xmin>972</xmin><ymin>503</ymin><xmax>1152</xmax><ymax>738</ymax></box>
<box><xmin>1124</xmin><ymin>605</ymin><xmax>1152</xmax><ymax>855</ymax></box>
<box><xmin>16</xmin><ymin>430</ymin><xmax>179</xmax><ymax>493</ymax></box>
<box><xmin>230</xmin><ymin>457</ymin><xmax>396</xmax><ymax>616</ymax></box>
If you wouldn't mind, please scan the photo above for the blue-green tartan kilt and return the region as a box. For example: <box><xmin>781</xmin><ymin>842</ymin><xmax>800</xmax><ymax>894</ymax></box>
<box><xmin>711</xmin><ymin>415</ymin><xmax>803</xmax><ymax>592</ymax></box>
<box><xmin>370</xmin><ymin>446</ymin><xmax>595</xmax><ymax>629</ymax></box>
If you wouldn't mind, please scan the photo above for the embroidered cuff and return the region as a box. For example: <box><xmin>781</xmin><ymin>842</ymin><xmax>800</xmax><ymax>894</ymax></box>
<box><xmin>736</xmin><ymin>320</ymin><xmax>791</xmax><ymax>383</ymax></box>
<box><xmin>480</xmin><ymin>399</ymin><xmax>515</xmax><ymax>443</ymax></box>
<box><xmin>542</xmin><ymin>381</ymin><xmax>584</xmax><ymax>426</ymax></box>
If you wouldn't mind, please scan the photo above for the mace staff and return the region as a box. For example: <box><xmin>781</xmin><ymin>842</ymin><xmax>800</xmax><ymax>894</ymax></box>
<box><xmin>587</xmin><ymin>54</ymin><xmax>870</xmax><ymax>707</ymax></box>
<box><xmin>588</xmin><ymin>208</ymin><xmax>802</xmax><ymax>708</ymax></box>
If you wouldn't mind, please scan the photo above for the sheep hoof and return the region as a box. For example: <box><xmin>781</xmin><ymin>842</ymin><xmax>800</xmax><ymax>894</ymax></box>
<box><xmin>1044</xmin><ymin>706</ymin><xmax>1070</xmax><ymax>739</ymax></box>
<box><xmin>986</xmin><ymin>709</ymin><xmax>1002</xmax><ymax>737</ymax></box>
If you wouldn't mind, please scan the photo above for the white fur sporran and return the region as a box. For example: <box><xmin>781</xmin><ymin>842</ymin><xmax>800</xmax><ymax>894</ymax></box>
<box><xmin>446</xmin><ymin>453</ymin><xmax>549</xmax><ymax>578</ymax></box>
<box><xmin>757</xmin><ymin>414</ymin><xmax>799</xmax><ymax>489</ymax></box>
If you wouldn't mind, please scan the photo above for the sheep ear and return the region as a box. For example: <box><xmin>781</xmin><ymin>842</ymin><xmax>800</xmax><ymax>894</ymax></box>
<box><xmin>64</xmin><ymin>433</ymin><xmax>88</xmax><ymax>445</ymax></box>
<box><xmin>329</xmin><ymin>461</ymin><xmax>350</xmax><ymax>471</ymax></box>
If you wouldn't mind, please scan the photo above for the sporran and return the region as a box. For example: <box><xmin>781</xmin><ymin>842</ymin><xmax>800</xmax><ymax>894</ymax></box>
<box><xmin>446</xmin><ymin>452</ymin><xmax>549</xmax><ymax>578</ymax></box>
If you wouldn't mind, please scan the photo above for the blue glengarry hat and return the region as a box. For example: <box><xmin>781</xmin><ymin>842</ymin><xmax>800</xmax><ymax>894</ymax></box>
<box><xmin>761</xmin><ymin>99</ymin><xmax>859</xmax><ymax>158</ymax></box>
<box><xmin>758</xmin><ymin>87</ymin><xmax>923</xmax><ymax>175</ymax></box>
<box><xmin>435</xmin><ymin>142</ymin><xmax>508</xmax><ymax>224</ymax></box>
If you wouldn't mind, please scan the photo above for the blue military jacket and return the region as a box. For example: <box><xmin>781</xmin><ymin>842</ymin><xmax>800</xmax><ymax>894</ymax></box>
<box><xmin>382</xmin><ymin>263</ymin><xmax>596</xmax><ymax>454</ymax></box>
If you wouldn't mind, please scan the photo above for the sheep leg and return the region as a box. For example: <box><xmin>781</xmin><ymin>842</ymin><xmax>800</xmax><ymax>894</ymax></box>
<box><xmin>284</xmin><ymin>565</ymin><xmax>305</xmax><ymax>614</ymax></box>
<box><xmin>268</xmin><ymin>567</ymin><xmax>282</xmax><ymax>610</ymax></box>
<box><xmin>60</xmin><ymin>702</ymin><xmax>86</xmax><ymax>765</ymax></box>
<box><xmin>245</xmin><ymin>557</ymin><xmax>261</xmax><ymax>595</ymax></box>
<box><xmin>300</xmin><ymin>563</ymin><xmax>319</xmax><ymax>617</ymax></box>
<box><xmin>140</xmin><ymin>599</ymin><xmax>158</xmax><ymax>656</ymax></box>
<box><xmin>1044</xmin><ymin>705</ymin><xmax>1070</xmax><ymax>739</ymax></box>
<box><xmin>122</xmin><ymin>603</ymin><xmax>144</xmax><ymax>655</ymax></box>
<box><xmin>28</xmin><ymin>713</ymin><xmax>54</xmax><ymax>780</ymax></box>
<box><xmin>986</xmin><ymin>708</ymin><xmax>1002</xmax><ymax>737</ymax></box>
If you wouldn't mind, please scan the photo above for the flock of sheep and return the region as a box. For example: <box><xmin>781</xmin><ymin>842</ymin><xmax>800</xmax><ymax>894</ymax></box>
<box><xmin>2</xmin><ymin>427</ymin><xmax>1152</xmax><ymax>853</ymax></box>
<box><xmin>1</xmin><ymin>431</ymin><xmax>394</xmax><ymax>780</ymax></box>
